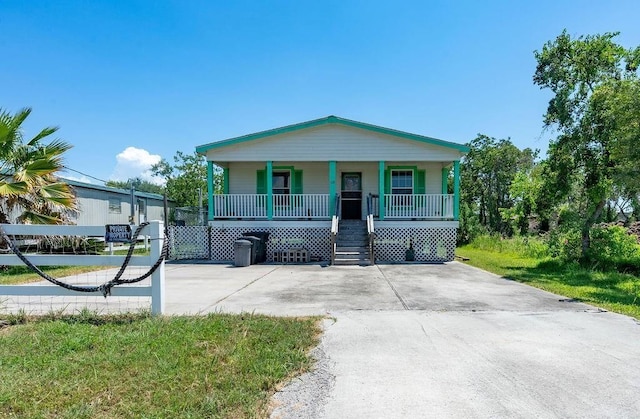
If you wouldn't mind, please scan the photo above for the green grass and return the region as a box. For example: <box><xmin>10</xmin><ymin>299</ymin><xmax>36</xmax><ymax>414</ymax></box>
<box><xmin>457</xmin><ymin>245</ymin><xmax>640</xmax><ymax>319</ymax></box>
<box><xmin>0</xmin><ymin>248</ymin><xmax>150</xmax><ymax>285</ymax></box>
<box><xmin>0</xmin><ymin>311</ymin><xmax>320</xmax><ymax>418</ymax></box>
<box><xmin>0</xmin><ymin>266</ymin><xmax>109</xmax><ymax>285</ymax></box>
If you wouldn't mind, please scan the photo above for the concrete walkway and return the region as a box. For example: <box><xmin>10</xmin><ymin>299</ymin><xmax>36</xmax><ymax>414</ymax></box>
<box><xmin>162</xmin><ymin>262</ymin><xmax>640</xmax><ymax>418</ymax></box>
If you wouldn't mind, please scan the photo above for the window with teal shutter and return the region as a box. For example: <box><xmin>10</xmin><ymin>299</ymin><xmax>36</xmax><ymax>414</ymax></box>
<box><xmin>384</xmin><ymin>169</ymin><xmax>390</xmax><ymax>194</ymax></box>
<box><xmin>415</xmin><ymin>170</ymin><xmax>425</xmax><ymax>194</ymax></box>
<box><xmin>415</xmin><ymin>169</ymin><xmax>426</xmax><ymax>208</ymax></box>
<box><xmin>256</xmin><ymin>170</ymin><xmax>266</xmax><ymax>194</ymax></box>
<box><xmin>293</xmin><ymin>170</ymin><xmax>303</xmax><ymax>194</ymax></box>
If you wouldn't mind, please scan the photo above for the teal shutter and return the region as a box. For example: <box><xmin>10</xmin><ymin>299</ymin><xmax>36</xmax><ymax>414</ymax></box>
<box><xmin>256</xmin><ymin>170</ymin><xmax>266</xmax><ymax>194</ymax></box>
<box><xmin>293</xmin><ymin>170</ymin><xmax>303</xmax><ymax>194</ymax></box>
<box><xmin>384</xmin><ymin>169</ymin><xmax>390</xmax><ymax>194</ymax></box>
<box><xmin>415</xmin><ymin>170</ymin><xmax>425</xmax><ymax>194</ymax></box>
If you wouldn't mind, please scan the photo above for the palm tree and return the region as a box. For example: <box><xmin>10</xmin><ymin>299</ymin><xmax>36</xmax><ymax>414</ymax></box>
<box><xmin>0</xmin><ymin>107</ymin><xmax>77</xmax><ymax>224</ymax></box>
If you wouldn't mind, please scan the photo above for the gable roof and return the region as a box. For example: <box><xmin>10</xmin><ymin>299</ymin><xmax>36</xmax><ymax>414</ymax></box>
<box><xmin>195</xmin><ymin>115</ymin><xmax>469</xmax><ymax>154</ymax></box>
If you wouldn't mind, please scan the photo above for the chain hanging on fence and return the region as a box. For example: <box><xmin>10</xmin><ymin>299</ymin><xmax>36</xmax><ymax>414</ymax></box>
<box><xmin>0</xmin><ymin>222</ymin><xmax>168</xmax><ymax>297</ymax></box>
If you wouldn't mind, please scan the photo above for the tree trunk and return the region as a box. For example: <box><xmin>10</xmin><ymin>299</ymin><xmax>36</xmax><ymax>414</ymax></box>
<box><xmin>581</xmin><ymin>199</ymin><xmax>606</xmax><ymax>262</ymax></box>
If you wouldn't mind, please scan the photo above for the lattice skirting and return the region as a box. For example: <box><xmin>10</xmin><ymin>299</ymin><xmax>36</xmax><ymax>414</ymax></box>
<box><xmin>169</xmin><ymin>225</ymin><xmax>456</xmax><ymax>263</ymax></box>
<box><xmin>209</xmin><ymin>227</ymin><xmax>331</xmax><ymax>262</ymax></box>
<box><xmin>168</xmin><ymin>226</ymin><xmax>209</xmax><ymax>260</ymax></box>
<box><xmin>374</xmin><ymin>227</ymin><xmax>457</xmax><ymax>262</ymax></box>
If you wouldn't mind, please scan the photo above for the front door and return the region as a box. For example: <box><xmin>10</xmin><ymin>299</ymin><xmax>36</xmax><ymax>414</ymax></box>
<box><xmin>341</xmin><ymin>172</ymin><xmax>362</xmax><ymax>219</ymax></box>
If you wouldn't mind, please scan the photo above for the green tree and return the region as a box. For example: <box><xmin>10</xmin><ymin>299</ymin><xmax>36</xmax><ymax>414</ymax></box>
<box><xmin>533</xmin><ymin>30</ymin><xmax>640</xmax><ymax>259</ymax></box>
<box><xmin>106</xmin><ymin>177</ymin><xmax>165</xmax><ymax>195</ymax></box>
<box><xmin>460</xmin><ymin>134</ymin><xmax>536</xmax><ymax>239</ymax></box>
<box><xmin>0</xmin><ymin>107</ymin><xmax>76</xmax><ymax>224</ymax></box>
<box><xmin>151</xmin><ymin>151</ymin><xmax>220</xmax><ymax>207</ymax></box>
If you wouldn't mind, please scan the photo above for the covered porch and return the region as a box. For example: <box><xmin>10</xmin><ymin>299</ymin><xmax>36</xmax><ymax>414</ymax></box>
<box><xmin>205</xmin><ymin>160</ymin><xmax>461</xmax><ymax>221</ymax></box>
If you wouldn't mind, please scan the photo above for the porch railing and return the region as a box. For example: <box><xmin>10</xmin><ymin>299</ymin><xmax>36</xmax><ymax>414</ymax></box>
<box><xmin>272</xmin><ymin>194</ymin><xmax>330</xmax><ymax>218</ymax></box>
<box><xmin>213</xmin><ymin>194</ymin><xmax>267</xmax><ymax>218</ymax></box>
<box><xmin>384</xmin><ymin>194</ymin><xmax>454</xmax><ymax>219</ymax></box>
<box><xmin>213</xmin><ymin>194</ymin><xmax>330</xmax><ymax>219</ymax></box>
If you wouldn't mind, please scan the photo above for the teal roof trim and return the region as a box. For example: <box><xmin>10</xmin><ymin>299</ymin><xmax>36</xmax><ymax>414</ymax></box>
<box><xmin>62</xmin><ymin>178</ymin><xmax>172</xmax><ymax>201</ymax></box>
<box><xmin>195</xmin><ymin>115</ymin><xmax>470</xmax><ymax>154</ymax></box>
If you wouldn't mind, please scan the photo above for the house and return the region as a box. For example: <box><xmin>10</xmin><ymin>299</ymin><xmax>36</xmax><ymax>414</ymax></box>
<box><xmin>64</xmin><ymin>179</ymin><xmax>173</xmax><ymax>226</ymax></box>
<box><xmin>195</xmin><ymin>116</ymin><xmax>468</xmax><ymax>264</ymax></box>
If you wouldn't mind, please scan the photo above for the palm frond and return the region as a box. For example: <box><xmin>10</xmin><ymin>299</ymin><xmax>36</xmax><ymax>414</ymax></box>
<box><xmin>27</xmin><ymin>126</ymin><xmax>59</xmax><ymax>146</ymax></box>
<box><xmin>0</xmin><ymin>179</ymin><xmax>28</xmax><ymax>196</ymax></box>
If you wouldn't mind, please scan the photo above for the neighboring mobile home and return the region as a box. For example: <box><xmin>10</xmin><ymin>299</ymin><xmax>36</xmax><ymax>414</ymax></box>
<box><xmin>64</xmin><ymin>179</ymin><xmax>172</xmax><ymax>226</ymax></box>
<box><xmin>196</xmin><ymin>116</ymin><xmax>468</xmax><ymax>264</ymax></box>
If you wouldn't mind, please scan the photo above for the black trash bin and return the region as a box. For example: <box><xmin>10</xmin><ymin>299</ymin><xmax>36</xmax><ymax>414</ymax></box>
<box><xmin>242</xmin><ymin>232</ymin><xmax>270</xmax><ymax>263</ymax></box>
<box><xmin>242</xmin><ymin>236</ymin><xmax>260</xmax><ymax>264</ymax></box>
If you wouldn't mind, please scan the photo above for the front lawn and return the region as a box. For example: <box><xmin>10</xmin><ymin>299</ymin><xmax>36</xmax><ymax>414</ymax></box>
<box><xmin>0</xmin><ymin>311</ymin><xmax>320</xmax><ymax>418</ymax></box>
<box><xmin>457</xmin><ymin>245</ymin><xmax>640</xmax><ymax>320</ymax></box>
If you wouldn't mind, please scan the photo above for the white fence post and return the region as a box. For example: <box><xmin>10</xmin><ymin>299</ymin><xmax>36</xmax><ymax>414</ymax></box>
<box><xmin>149</xmin><ymin>220</ymin><xmax>165</xmax><ymax>315</ymax></box>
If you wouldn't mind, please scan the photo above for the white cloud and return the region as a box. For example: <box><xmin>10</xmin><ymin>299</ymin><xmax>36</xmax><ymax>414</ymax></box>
<box><xmin>110</xmin><ymin>147</ymin><xmax>165</xmax><ymax>185</ymax></box>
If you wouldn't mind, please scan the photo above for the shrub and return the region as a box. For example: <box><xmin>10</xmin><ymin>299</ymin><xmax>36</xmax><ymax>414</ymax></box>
<box><xmin>587</xmin><ymin>226</ymin><xmax>640</xmax><ymax>272</ymax></box>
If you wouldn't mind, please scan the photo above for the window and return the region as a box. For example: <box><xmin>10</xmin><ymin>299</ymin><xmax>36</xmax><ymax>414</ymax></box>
<box><xmin>391</xmin><ymin>170</ymin><xmax>413</xmax><ymax>195</ymax></box>
<box><xmin>108</xmin><ymin>197</ymin><xmax>122</xmax><ymax>214</ymax></box>
<box><xmin>272</xmin><ymin>171</ymin><xmax>291</xmax><ymax>195</ymax></box>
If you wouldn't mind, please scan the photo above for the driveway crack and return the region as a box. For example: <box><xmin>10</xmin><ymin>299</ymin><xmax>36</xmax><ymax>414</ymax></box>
<box><xmin>377</xmin><ymin>266</ymin><xmax>409</xmax><ymax>310</ymax></box>
<box><xmin>208</xmin><ymin>266</ymin><xmax>281</xmax><ymax>308</ymax></box>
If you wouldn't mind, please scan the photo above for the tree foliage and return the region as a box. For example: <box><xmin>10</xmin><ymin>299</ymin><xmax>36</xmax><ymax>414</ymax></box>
<box><xmin>151</xmin><ymin>151</ymin><xmax>220</xmax><ymax>207</ymax></box>
<box><xmin>0</xmin><ymin>108</ymin><xmax>76</xmax><ymax>224</ymax></box>
<box><xmin>459</xmin><ymin>134</ymin><xmax>536</xmax><ymax>241</ymax></box>
<box><xmin>533</xmin><ymin>30</ymin><xmax>640</xmax><ymax>260</ymax></box>
<box><xmin>105</xmin><ymin>178</ymin><xmax>165</xmax><ymax>195</ymax></box>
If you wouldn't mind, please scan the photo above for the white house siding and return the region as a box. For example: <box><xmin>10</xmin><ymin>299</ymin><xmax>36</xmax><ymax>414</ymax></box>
<box><xmin>228</xmin><ymin>161</ymin><xmax>446</xmax><ymax>198</ymax></box>
<box><xmin>206</xmin><ymin>125</ymin><xmax>463</xmax><ymax>162</ymax></box>
<box><xmin>228</xmin><ymin>162</ymin><xmax>329</xmax><ymax>194</ymax></box>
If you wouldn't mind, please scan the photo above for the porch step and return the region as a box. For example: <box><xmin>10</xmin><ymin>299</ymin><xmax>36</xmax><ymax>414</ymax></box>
<box><xmin>334</xmin><ymin>247</ymin><xmax>371</xmax><ymax>266</ymax></box>
<box><xmin>334</xmin><ymin>220</ymin><xmax>373</xmax><ymax>265</ymax></box>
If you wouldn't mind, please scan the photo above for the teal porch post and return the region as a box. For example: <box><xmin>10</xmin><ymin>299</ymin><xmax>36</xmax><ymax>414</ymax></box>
<box><xmin>453</xmin><ymin>160</ymin><xmax>460</xmax><ymax>220</ymax></box>
<box><xmin>223</xmin><ymin>167</ymin><xmax>229</xmax><ymax>194</ymax></box>
<box><xmin>441</xmin><ymin>167</ymin><xmax>449</xmax><ymax>194</ymax></box>
<box><xmin>328</xmin><ymin>161</ymin><xmax>337</xmax><ymax>216</ymax></box>
<box><xmin>378</xmin><ymin>161</ymin><xmax>385</xmax><ymax>220</ymax></box>
<box><xmin>266</xmin><ymin>161</ymin><xmax>273</xmax><ymax>220</ymax></box>
<box><xmin>207</xmin><ymin>161</ymin><xmax>214</xmax><ymax>221</ymax></box>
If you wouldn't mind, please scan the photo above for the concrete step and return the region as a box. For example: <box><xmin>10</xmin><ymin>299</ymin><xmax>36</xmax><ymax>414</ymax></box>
<box><xmin>335</xmin><ymin>252</ymin><xmax>369</xmax><ymax>259</ymax></box>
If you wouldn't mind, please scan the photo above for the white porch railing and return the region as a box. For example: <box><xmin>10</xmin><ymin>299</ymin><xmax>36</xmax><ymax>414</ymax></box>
<box><xmin>213</xmin><ymin>194</ymin><xmax>268</xmax><ymax>218</ymax></box>
<box><xmin>272</xmin><ymin>194</ymin><xmax>330</xmax><ymax>218</ymax></box>
<box><xmin>384</xmin><ymin>194</ymin><xmax>454</xmax><ymax>219</ymax></box>
<box><xmin>212</xmin><ymin>194</ymin><xmax>330</xmax><ymax>219</ymax></box>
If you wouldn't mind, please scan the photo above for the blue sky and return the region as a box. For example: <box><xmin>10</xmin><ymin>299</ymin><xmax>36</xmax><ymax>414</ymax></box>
<box><xmin>3</xmin><ymin>1</ymin><xmax>640</xmax><ymax>184</ymax></box>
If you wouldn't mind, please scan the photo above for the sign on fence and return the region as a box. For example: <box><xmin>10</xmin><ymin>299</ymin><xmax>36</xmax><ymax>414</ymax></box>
<box><xmin>105</xmin><ymin>224</ymin><xmax>132</xmax><ymax>243</ymax></box>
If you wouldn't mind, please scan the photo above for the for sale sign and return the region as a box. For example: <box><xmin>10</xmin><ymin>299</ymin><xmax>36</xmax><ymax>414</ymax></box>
<box><xmin>105</xmin><ymin>224</ymin><xmax>132</xmax><ymax>243</ymax></box>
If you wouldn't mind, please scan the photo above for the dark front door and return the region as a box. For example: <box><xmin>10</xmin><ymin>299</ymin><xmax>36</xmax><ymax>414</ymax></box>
<box><xmin>341</xmin><ymin>172</ymin><xmax>362</xmax><ymax>219</ymax></box>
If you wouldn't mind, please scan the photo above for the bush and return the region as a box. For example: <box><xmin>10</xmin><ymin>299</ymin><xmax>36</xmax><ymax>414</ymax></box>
<box><xmin>587</xmin><ymin>226</ymin><xmax>640</xmax><ymax>272</ymax></box>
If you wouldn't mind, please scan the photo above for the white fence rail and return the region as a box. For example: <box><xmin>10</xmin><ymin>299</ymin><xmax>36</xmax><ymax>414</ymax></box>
<box><xmin>384</xmin><ymin>194</ymin><xmax>454</xmax><ymax>219</ymax></box>
<box><xmin>0</xmin><ymin>221</ymin><xmax>165</xmax><ymax>314</ymax></box>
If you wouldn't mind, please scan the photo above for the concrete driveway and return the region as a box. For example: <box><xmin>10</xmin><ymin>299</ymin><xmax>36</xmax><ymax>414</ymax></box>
<box><xmin>164</xmin><ymin>262</ymin><xmax>640</xmax><ymax>418</ymax></box>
